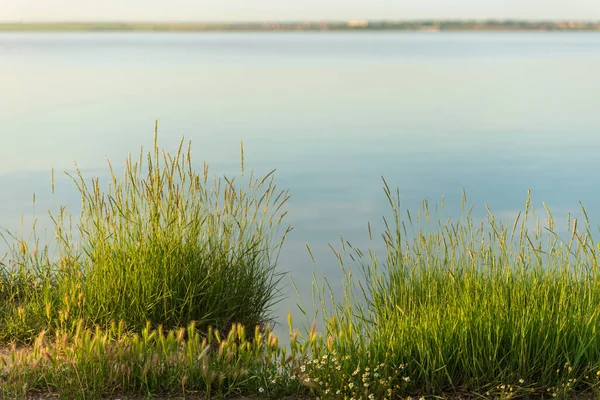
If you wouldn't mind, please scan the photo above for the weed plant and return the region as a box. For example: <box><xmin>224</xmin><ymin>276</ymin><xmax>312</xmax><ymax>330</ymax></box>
<box><xmin>0</xmin><ymin>320</ymin><xmax>304</xmax><ymax>399</ymax></box>
<box><xmin>0</xmin><ymin>125</ymin><xmax>291</xmax><ymax>341</ymax></box>
<box><xmin>4</xmin><ymin>132</ymin><xmax>600</xmax><ymax>399</ymax></box>
<box><xmin>314</xmin><ymin>179</ymin><xmax>600</xmax><ymax>398</ymax></box>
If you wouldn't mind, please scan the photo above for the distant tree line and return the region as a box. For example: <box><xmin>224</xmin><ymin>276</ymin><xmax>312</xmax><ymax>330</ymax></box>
<box><xmin>0</xmin><ymin>20</ymin><xmax>599</xmax><ymax>32</ymax></box>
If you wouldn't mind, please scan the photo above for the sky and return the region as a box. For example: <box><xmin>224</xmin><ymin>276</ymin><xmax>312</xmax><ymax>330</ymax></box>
<box><xmin>1</xmin><ymin>0</ymin><xmax>599</xmax><ymax>22</ymax></box>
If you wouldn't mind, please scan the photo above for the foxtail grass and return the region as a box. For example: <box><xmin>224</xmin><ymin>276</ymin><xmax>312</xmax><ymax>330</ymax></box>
<box><xmin>310</xmin><ymin>180</ymin><xmax>600</xmax><ymax>398</ymax></box>
<box><xmin>0</xmin><ymin>320</ymin><xmax>303</xmax><ymax>399</ymax></box>
<box><xmin>0</xmin><ymin>123</ymin><xmax>291</xmax><ymax>341</ymax></box>
<box><xmin>4</xmin><ymin>135</ymin><xmax>600</xmax><ymax>399</ymax></box>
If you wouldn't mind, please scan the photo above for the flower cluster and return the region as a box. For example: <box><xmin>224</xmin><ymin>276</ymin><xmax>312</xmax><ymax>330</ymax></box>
<box><xmin>294</xmin><ymin>350</ymin><xmax>408</xmax><ymax>399</ymax></box>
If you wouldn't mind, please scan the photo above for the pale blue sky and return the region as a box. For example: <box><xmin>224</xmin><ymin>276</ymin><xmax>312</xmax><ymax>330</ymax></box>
<box><xmin>1</xmin><ymin>0</ymin><xmax>599</xmax><ymax>22</ymax></box>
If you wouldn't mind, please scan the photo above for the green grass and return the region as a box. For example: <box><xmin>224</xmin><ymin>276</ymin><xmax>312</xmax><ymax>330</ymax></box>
<box><xmin>3</xmin><ymin>132</ymin><xmax>600</xmax><ymax>399</ymax></box>
<box><xmin>0</xmin><ymin>123</ymin><xmax>291</xmax><ymax>341</ymax></box>
<box><xmin>312</xmin><ymin>180</ymin><xmax>600</xmax><ymax>398</ymax></box>
<box><xmin>0</xmin><ymin>320</ymin><xmax>304</xmax><ymax>399</ymax></box>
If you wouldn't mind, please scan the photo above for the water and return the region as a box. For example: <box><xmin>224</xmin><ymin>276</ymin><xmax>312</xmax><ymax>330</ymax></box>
<box><xmin>1</xmin><ymin>31</ymin><xmax>600</xmax><ymax>337</ymax></box>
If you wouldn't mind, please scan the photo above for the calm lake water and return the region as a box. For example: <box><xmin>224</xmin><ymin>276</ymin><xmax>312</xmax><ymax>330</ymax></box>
<box><xmin>1</xmin><ymin>32</ymin><xmax>600</xmax><ymax>337</ymax></box>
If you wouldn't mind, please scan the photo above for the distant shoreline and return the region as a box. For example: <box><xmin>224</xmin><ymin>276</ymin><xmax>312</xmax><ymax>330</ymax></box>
<box><xmin>1</xmin><ymin>20</ymin><xmax>600</xmax><ymax>32</ymax></box>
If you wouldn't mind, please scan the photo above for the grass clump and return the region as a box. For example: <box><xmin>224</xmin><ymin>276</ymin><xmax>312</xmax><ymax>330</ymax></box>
<box><xmin>0</xmin><ymin>320</ymin><xmax>304</xmax><ymax>399</ymax></box>
<box><xmin>0</xmin><ymin>124</ymin><xmax>291</xmax><ymax>341</ymax></box>
<box><xmin>5</xmin><ymin>131</ymin><xmax>600</xmax><ymax>399</ymax></box>
<box><xmin>312</xmin><ymin>180</ymin><xmax>600</xmax><ymax>398</ymax></box>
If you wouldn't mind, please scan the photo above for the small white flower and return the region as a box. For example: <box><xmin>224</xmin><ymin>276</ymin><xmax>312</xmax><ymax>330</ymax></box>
<box><xmin>300</xmin><ymin>365</ymin><xmax>306</xmax><ymax>372</ymax></box>
<box><xmin>258</xmin><ymin>387</ymin><xmax>264</xmax><ymax>393</ymax></box>
<box><xmin>519</xmin><ymin>379</ymin><xmax>524</xmax><ymax>384</ymax></box>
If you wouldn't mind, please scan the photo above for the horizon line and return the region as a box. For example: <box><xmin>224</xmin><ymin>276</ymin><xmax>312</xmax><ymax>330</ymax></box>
<box><xmin>2</xmin><ymin>18</ymin><xmax>600</xmax><ymax>24</ymax></box>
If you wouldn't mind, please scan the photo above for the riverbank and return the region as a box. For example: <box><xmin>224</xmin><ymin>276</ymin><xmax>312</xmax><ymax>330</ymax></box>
<box><xmin>2</xmin><ymin>134</ymin><xmax>600</xmax><ymax>399</ymax></box>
